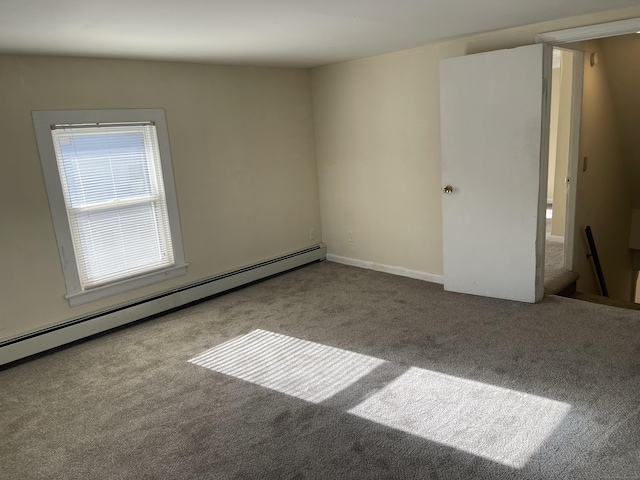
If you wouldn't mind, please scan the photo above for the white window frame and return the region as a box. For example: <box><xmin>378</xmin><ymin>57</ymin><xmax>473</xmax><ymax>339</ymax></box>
<box><xmin>33</xmin><ymin>109</ymin><xmax>187</xmax><ymax>307</ymax></box>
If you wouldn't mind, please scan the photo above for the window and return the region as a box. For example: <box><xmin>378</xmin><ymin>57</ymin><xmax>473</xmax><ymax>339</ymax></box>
<box><xmin>33</xmin><ymin>109</ymin><xmax>187</xmax><ymax>306</ymax></box>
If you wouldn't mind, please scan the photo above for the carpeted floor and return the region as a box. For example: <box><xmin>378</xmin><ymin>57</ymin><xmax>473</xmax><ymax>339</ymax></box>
<box><xmin>544</xmin><ymin>237</ymin><xmax>578</xmax><ymax>296</ymax></box>
<box><xmin>543</xmin><ymin>211</ymin><xmax>578</xmax><ymax>295</ymax></box>
<box><xmin>1</xmin><ymin>261</ymin><xmax>640</xmax><ymax>479</ymax></box>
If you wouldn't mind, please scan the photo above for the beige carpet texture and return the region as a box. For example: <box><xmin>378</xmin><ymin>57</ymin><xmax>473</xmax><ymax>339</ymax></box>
<box><xmin>1</xmin><ymin>261</ymin><xmax>640</xmax><ymax>479</ymax></box>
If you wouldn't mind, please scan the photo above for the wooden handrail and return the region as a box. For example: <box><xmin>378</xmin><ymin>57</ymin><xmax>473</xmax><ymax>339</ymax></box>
<box><xmin>585</xmin><ymin>226</ymin><xmax>608</xmax><ymax>297</ymax></box>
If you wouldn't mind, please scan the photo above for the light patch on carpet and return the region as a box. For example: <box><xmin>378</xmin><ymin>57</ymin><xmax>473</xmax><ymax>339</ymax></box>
<box><xmin>348</xmin><ymin>366</ymin><xmax>571</xmax><ymax>468</ymax></box>
<box><xmin>190</xmin><ymin>330</ymin><xmax>571</xmax><ymax>468</ymax></box>
<box><xmin>189</xmin><ymin>329</ymin><xmax>384</xmax><ymax>403</ymax></box>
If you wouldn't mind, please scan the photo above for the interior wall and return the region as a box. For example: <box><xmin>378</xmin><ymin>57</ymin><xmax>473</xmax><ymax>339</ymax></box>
<box><xmin>596</xmin><ymin>34</ymin><xmax>640</xmax><ymax>300</ymax></box>
<box><xmin>599</xmin><ymin>34</ymin><xmax>640</xmax><ymax>209</ymax></box>
<box><xmin>4</xmin><ymin>10</ymin><xmax>640</xmax><ymax>342</ymax></box>
<box><xmin>0</xmin><ymin>55</ymin><xmax>321</xmax><ymax>341</ymax></box>
<box><xmin>311</xmin><ymin>7</ymin><xmax>640</xmax><ymax>278</ymax></box>
<box><xmin>568</xmin><ymin>40</ymin><xmax>633</xmax><ymax>300</ymax></box>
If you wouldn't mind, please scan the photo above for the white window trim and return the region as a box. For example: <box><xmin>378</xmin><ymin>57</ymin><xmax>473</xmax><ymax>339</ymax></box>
<box><xmin>33</xmin><ymin>109</ymin><xmax>187</xmax><ymax>307</ymax></box>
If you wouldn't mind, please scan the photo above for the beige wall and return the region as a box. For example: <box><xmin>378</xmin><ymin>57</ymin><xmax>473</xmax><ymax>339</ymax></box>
<box><xmin>4</xmin><ymin>8</ymin><xmax>640</xmax><ymax>343</ymax></box>
<box><xmin>311</xmin><ymin>47</ymin><xmax>445</xmax><ymax>273</ymax></box>
<box><xmin>598</xmin><ymin>34</ymin><xmax>640</xmax><ymax>300</ymax></box>
<box><xmin>0</xmin><ymin>55</ymin><xmax>321</xmax><ymax>341</ymax></box>
<box><xmin>599</xmin><ymin>34</ymin><xmax>640</xmax><ymax>209</ymax></box>
<box><xmin>566</xmin><ymin>40</ymin><xmax>633</xmax><ymax>300</ymax></box>
<box><xmin>311</xmin><ymin>7</ymin><xmax>640</xmax><ymax>280</ymax></box>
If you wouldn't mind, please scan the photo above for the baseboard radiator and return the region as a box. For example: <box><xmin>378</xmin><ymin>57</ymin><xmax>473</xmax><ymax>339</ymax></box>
<box><xmin>0</xmin><ymin>243</ymin><xmax>326</xmax><ymax>367</ymax></box>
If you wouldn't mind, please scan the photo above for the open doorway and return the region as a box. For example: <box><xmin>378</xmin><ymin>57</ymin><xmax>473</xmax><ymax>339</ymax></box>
<box><xmin>540</xmin><ymin>19</ymin><xmax>640</xmax><ymax>307</ymax></box>
<box><xmin>543</xmin><ymin>47</ymin><xmax>580</xmax><ymax>296</ymax></box>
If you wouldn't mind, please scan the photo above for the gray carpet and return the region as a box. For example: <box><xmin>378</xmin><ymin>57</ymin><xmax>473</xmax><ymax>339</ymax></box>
<box><xmin>544</xmin><ymin>213</ymin><xmax>579</xmax><ymax>296</ymax></box>
<box><xmin>544</xmin><ymin>238</ymin><xmax>578</xmax><ymax>296</ymax></box>
<box><xmin>1</xmin><ymin>261</ymin><xmax>640</xmax><ymax>480</ymax></box>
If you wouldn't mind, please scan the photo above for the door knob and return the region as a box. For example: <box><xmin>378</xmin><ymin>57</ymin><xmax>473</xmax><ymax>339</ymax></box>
<box><xmin>442</xmin><ymin>185</ymin><xmax>453</xmax><ymax>194</ymax></box>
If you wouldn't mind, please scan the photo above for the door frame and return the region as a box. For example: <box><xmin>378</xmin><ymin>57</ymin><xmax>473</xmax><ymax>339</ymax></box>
<box><xmin>537</xmin><ymin>18</ymin><xmax>640</xmax><ymax>271</ymax></box>
<box><xmin>537</xmin><ymin>18</ymin><xmax>640</xmax><ymax>45</ymax></box>
<box><xmin>546</xmin><ymin>46</ymin><xmax>583</xmax><ymax>271</ymax></box>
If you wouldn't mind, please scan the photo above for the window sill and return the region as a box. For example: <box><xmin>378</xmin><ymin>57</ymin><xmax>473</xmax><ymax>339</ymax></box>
<box><xmin>65</xmin><ymin>263</ymin><xmax>188</xmax><ymax>307</ymax></box>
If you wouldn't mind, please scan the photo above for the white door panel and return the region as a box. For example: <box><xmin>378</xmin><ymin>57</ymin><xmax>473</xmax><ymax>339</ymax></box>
<box><xmin>440</xmin><ymin>44</ymin><xmax>551</xmax><ymax>303</ymax></box>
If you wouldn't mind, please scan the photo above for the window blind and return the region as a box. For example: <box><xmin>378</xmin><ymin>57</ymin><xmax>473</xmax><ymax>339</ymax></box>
<box><xmin>51</xmin><ymin>123</ymin><xmax>175</xmax><ymax>289</ymax></box>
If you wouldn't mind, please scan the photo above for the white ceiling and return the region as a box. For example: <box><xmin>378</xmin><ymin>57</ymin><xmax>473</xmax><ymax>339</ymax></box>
<box><xmin>1</xmin><ymin>0</ymin><xmax>640</xmax><ymax>67</ymax></box>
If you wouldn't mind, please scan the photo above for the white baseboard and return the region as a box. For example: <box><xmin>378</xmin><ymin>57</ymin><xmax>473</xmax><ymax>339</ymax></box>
<box><xmin>326</xmin><ymin>254</ymin><xmax>444</xmax><ymax>285</ymax></box>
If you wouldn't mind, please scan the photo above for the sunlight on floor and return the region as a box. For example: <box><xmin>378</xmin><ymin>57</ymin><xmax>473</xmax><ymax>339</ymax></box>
<box><xmin>189</xmin><ymin>329</ymin><xmax>571</xmax><ymax>468</ymax></box>
<box><xmin>189</xmin><ymin>329</ymin><xmax>384</xmax><ymax>403</ymax></box>
<box><xmin>348</xmin><ymin>366</ymin><xmax>570</xmax><ymax>468</ymax></box>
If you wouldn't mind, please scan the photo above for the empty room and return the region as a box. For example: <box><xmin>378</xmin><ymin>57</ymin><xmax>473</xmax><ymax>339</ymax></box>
<box><xmin>2</xmin><ymin>1</ymin><xmax>640</xmax><ymax>479</ymax></box>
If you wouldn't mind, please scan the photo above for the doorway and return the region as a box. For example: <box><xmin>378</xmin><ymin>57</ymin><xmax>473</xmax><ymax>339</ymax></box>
<box><xmin>540</xmin><ymin>19</ymin><xmax>640</xmax><ymax>304</ymax></box>
<box><xmin>543</xmin><ymin>47</ymin><xmax>578</xmax><ymax>295</ymax></box>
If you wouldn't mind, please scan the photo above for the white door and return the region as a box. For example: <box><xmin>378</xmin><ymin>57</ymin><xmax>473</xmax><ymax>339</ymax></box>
<box><xmin>440</xmin><ymin>44</ymin><xmax>552</xmax><ymax>303</ymax></box>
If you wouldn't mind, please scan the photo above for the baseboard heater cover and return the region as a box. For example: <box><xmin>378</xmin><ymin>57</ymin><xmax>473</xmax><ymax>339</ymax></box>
<box><xmin>0</xmin><ymin>243</ymin><xmax>326</xmax><ymax>367</ymax></box>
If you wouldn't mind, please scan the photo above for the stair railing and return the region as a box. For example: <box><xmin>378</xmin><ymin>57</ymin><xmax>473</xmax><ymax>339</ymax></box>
<box><xmin>585</xmin><ymin>226</ymin><xmax>609</xmax><ymax>297</ymax></box>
